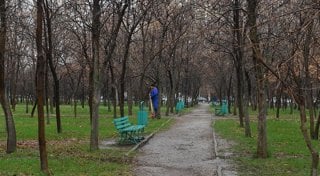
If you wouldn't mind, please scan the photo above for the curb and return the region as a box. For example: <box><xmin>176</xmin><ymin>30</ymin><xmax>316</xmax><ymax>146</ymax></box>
<box><xmin>212</xmin><ymin>113</ymin><xmax>223</xmax><ymax>176</ymax></box>
<box><xmin>125</xmin><ymin>133</ymin><xmax>154</xmax><ymax>156</ymax></box>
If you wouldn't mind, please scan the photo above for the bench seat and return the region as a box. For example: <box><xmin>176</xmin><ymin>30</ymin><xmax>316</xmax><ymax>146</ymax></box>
<box><xmin>113</xmin><ymin>116</ymin><xmax>145</xmax><ymax>144</ymax></box>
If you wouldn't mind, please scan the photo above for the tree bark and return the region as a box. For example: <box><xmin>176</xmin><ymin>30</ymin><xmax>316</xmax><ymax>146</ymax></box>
<box><xmin>244</xmin><ymin>69</ymin><xmax>252</xmax><ymax>137</ymax></box>
<box><xmin>36</xmin><ymin>0</ymin><xmax>49</xmax><ymax>172</ymax></box>
<box><xmin>298</xmin><ymin>102</ymin><xmax>318</xmax><ymax>176</ymax></box>
<box><xmin>227</xmin><ymin>75</ymin><xmax>232</xmax><ymax>114</ymax></box>
<box><xmin>45</xmin><ymin>60</ymin><xmax>50</xmax><ymax>125</ymax></box>
<box><xmin>127</xmin><ymin>74</ymin><xmax>133</xmax><ymax>116</ymax></box>
<box><xmin>26</xmin><ymin>94</ymin><xmax>29</xmax><ymax>113</ymax></box>
<box><xmin>109</xmin><ymin>63</ymin><xmax>117</xmax><ymax>118</ymax></box>
<box><xmin>44</xmin><ymin>0</ymin><xmax>61</xmax><ymax>133</ymax></box>
<box><xmin>244</xmin><ymin>98</ymin><xmax>251</xmax><ymax>137</ymax></box>
<box><xmin>0</xmin><ymin>0</ymin><xmax>16</xmax><ymax>153</ymax></box>
<box><xmin>119</xmin><ymin>32</ymin><xmax>133</xmax><ymax>117</ymax></box>
<box><xmin>89</xmin><ymin>0</ymin><xmax>101</xmax><ymax>151</ymax></box>
<box><xmin>10</xmin><ymin>56</ymin><xmax>19</xmax><ymax>112</ymax></box>
<box><xmin>276</xmin><ymin>85</ymin><xmax>282</xmax><ymax>119</ymax></box>
<box><xmin>302</xmin><ymin>17</ymin><xmax>315</xmax><ymax>139</ymax></box>
<box><xmin>233</xmin><ymin>0</ymin><xmax>244</xmax><ymax>127</ymax></box>
<box><xmin>233</xmin><ymin>95</ymin><xmax>237</xmax><ymax>115</ymax></box>
<box><xmin>247</xmin><ymin>0</ymin><xmax>268</xmax><ymax>158</ymax></box>
<box><xmin>31</xmin><ymin>99</ymin><xmax>37</xmax><ymax>117</ymax></box>
<box><xmin>166</xmin><ymin>70</ymin><xmax>174</xmax><ymax>116</ymax></box>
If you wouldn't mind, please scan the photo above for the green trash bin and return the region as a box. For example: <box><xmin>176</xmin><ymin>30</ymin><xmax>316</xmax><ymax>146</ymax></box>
<box><xmin>176</xmin><ymin>101</ymin><xmax>181</xmax><ymax>113</ymax></box>
<box><xmin>221</xmin><ymin>100</ymin><xmax>228</xmax><ymax>115</ymax></box>
<box><xmin>137</xmin><ymin>101</ymin><xmax>148</xmax><ymax>126</ymax></box>
<box><xmin>176</xmin><ymin>100</ymin><xmax>184</xmax><ymax>113</ymax></box>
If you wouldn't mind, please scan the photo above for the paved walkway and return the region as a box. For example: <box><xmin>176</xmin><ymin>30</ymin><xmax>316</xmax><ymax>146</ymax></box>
<box><xmin>133</xmin><ymin>104</ymin><xmax>237</xmax><ymax>176</ymax></box>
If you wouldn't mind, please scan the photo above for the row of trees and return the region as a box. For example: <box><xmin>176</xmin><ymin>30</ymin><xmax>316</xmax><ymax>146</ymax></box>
<box><xmin>2</xmin><ymin>0</ymin><xmax>209</xmax><ymax>173</ymax></box>
<box><xmin>2</xmin><ymin>0</ymin><xmax>320</xmax><ymax>175</ymax></box>
<box><xmin>206</xmin><ymin>0</ymin><xmax>320</xmax><ymax>175</ymax></box>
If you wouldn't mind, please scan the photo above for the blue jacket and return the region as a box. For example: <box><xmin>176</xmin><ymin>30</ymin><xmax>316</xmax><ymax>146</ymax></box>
<box><xmin>150</xmin><ymin>87</ymin><xmax>159</xmax><ymax>109</ymax></box>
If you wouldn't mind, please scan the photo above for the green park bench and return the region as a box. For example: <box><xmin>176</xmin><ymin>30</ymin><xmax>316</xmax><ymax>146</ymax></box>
<box><xmin>215</xmin><ymin>100</ymin><xmax>228</xmax><ymax>116</ymax></box>
<box><xmin>113</xmin><ymin>116</ymin><xmax>145</xmax><ymax>144</ymax></box>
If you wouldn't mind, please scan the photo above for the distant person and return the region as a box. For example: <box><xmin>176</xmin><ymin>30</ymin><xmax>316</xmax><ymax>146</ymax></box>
<box><xmin>149</xmin><ymin>84</ymin><xmax>159</xmax><ymax>119</ymax></box>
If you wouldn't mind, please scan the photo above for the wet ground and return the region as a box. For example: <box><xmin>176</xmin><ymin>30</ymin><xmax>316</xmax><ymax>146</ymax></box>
<box><xmin>133</xmin><ymin>104</ymin><xmax>237</xmax><ymax>176</ymax></box>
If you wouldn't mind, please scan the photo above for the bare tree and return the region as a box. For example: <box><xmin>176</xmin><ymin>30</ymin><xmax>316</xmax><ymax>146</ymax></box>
<box><xmin>233</xmin><ymin>0</ymin><xmax>245</xmax><ymax>128</ymax></box>
<box><xmin>246</xmin><ymin>0</ymin><xmax>268</xmax><ymax>158</ymax></box>
<box><xmin>43</xmin><ymin>0</ymin><xmax>62</xmax><ymax>133</ymax></box>
<box><xmin>118</xmin><ymin>0</ymin><xmax>152</xmax><ymax>117</ymax></box>
<box><xmin>89</xmin><ymin>0</ymin><xmax>101</xmax><ymax>151</ymax></box>
<box><xmin>36</xmin><ymin>0</ymin><xmax>49</xmax><ymax>173</ymax></box>
<box><xmin>0</xmin><ymin>0</ymin><xmax>16</xmax><ymax>154</ymax></box>
<box><xmin>103</xmin><ymin>0</ymin><xmax>129</xmax><ymax>118</ymax></box>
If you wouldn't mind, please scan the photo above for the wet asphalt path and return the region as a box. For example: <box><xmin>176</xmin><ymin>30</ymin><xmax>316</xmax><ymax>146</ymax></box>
<box><xmin>133</xmin><ymin>104</ymin><xmax>237</xmax><ymax>176</ymax></box>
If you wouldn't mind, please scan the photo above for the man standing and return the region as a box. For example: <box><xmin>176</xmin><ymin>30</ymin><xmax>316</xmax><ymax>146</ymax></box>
<box><xmin>149</xmin><ymin>84</ymin><xmax>159</xmax><ymax>118</ymax></box>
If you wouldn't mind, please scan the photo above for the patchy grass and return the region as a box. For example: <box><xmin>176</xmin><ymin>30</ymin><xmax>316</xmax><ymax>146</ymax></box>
<box><xmin>0</xmin><ymin>103</ymin><xmax>176</xmax><ymax>175</ymax></box>
<box><xmin>214</xmin><ymin>110</ymin><xmax>320</xmax><ymax>176</ymax></box>
<box><xmin>0</xmin><ymin>142</ymin><xmax>132</xmax><ymax>176</ymax></box>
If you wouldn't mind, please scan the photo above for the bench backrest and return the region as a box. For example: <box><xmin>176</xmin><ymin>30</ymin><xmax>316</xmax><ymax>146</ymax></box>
<box><xmin>113</xmin><ymin>116</ymin><xmax>131</xmax><ymax>131</ymax></box>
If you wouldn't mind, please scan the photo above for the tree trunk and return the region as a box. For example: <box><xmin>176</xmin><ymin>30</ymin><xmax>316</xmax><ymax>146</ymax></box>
<box><xmin>44</xmin><ymin>0</ymin><xmax>61</xmax><ymax>133</ymax></box>
<box><xmin>247</xmin><ymin>0</ymin><xmax>268</xmax><ymax>158</ymax></box>
<box><xmin>26</xmin><ymin>94</ymin><xmax>29</xmax><ymax>114</ymax></box>
<box><xmin>45</xmin><ymin>60</ymin><xmax>50</xmax><ymax>125</ymax></box>
<box><xmin>81</xmin><ymin>77</ymin><xmax>85</xmax><ymax>109</ymax></box>
<box><xmin>233</xmin><ymin>95</ymin><xmax>237</xmax><ymax>116</ymax></box>
<box><xmin>154</xmin><ymin>25</ymin><xmax>168</xmax><ymax>119</ymax></box>
<box><xmin>31</xmin><ymin>99</ymin><xmax>37</xmax><ymax>117</ymax></box>
<box><xmin>233</xmin><ymin>0</ymin><xmax>244</xmax><ymax>127</ymax></box>
<box><xmin>113</xmin><ymin>87</ymin><xmax>117</xmax><ymax>118</ymax></box>
<box><xmin>89</xmin><ymin>0</ymin><xmax>101</xmax><ymax>151</ymax></box>
<box><xmin>109</xmin><ymin>63</ymin><xmax>117</xmax><ymax>118</ymax></box>
<box><xmin>166</xmin><ymin>70</ymin><xmax>174</xmax><ymax>116</ymax></box>
<box><xmin>127</xmin><ymin>74</ymin><xmax>133</xmax><ymax>116</ymax></box>
<box><xmin>119</xmin><ymin>32</ymin><xmax>133</xmax><ymax>117</ymax></box>
<box><xmin>0</xmin><ymin>0</ymin><xmax>16</xmax><ymax>153</ymax></box>
<box><xmin>10</xmin><ymin>57</ymin><xmax>18</xmax><ymax>112</ymax></box>
<box><xmin>244</xmin><ymin>69</ymin><xmax>252</xmax><ymax>137</ymax></box>
<box><xmin>227</xmin><ymin>75</ymin><xmax>232</xmax><ymax>114</ymax></box>
<box><xmin>36</xmin><ymin>0</ymin><xmax>49</xmax><ymax>172</ymax></box>
<box><xmin>157</xmin><ymin>83</ymin><xmax>162</xmax><ymax>118</ymax></box>
<box><xmin>314</xmin><ymin>112</ymin><xmax>320</xmax><ymax>140</ymax></box>
<box><xmin>72</xmin><ymin>69</ymin><xmax>83</xmax><ymax>118</ymax></box>
<box><xmin>105</xmin><ymin>75</ymin><xmax>111</xmax><ymax>112</ymax></box>
<box><xmin>298</xmin><ymin>103</ymin><xmax>319</xmax><ymax>176</ymax></box>
<box><xmin>74</xmin><ymin>99</ymin><xmax>77</xmax><ymax>118</ymax></box>
<box><xmin>302</xmin><ymin>17</ymin><xmax>315</xmax><ymax>139</ymax></box>
<box><xmin>244</xmin><ymin>99</ymin><xmax>251</xmax><ymax>137</ymax></box>
<box><xmin>276</xmin><ymin>85</ymin><xmax>282</xmax><ymax>119</ymax></box>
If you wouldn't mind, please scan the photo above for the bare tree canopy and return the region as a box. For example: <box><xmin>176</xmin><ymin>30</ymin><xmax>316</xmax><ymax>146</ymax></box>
<box><xmin>1</xmin><ymin>0</ymin><xmax>320</xmax><ymax>175</ymax></box>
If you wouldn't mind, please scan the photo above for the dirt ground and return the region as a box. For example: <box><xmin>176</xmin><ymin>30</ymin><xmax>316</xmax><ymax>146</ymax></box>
<box><xmin>133</xmin><ymin>103</ymin><xmax>237</xmax><ymax>176</ymax></box>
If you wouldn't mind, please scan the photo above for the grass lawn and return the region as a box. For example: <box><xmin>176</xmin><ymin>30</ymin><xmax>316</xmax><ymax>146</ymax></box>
<box><xmin>0</xmin><ymin>103</ymin><xmax>176</xmax><ymax>175</ymax></box>
<box><xmin>213</xmin><ymin>107</ymin><xmax>320</xmax><ymax>176</ymax></box>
